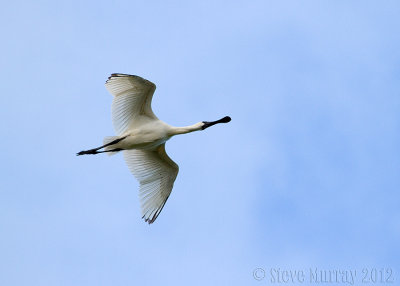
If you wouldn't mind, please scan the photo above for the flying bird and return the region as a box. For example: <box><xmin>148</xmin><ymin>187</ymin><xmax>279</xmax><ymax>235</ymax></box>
<box><xmin>77</xmin><ymin>74</ymin><xmax>231</xmax><ymax>224</ymax></box>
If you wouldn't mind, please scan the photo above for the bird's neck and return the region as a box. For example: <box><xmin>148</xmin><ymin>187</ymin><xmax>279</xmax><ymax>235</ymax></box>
<box><xmin>170</xmin><ymin>122</ymin><xmax>203</xmax><ymax>136</ymax></box>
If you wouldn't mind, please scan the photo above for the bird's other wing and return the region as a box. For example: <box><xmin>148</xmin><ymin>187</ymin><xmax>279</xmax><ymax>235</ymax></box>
<box><xmin>123</xmin><ymin>143</ymin><xmax>179</xmax><ymax>224</ymax></box>
<box><xmin>105</xmin><ymin>73</ymin><xmax>157</xmax><ymax>135</ymax></box>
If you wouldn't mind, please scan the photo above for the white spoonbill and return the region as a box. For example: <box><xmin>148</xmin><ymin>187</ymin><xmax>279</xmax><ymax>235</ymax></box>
<box><xmin>77</xmin><ymin>74</ymin><xmax>231</xmax><ymax>224</ymax></box>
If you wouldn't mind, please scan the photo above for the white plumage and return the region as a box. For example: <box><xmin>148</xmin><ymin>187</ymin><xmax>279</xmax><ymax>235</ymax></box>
<box><xmin>78</xmin><ymin>74</ymin><xmax>231</xmax><ymax>224</ymax></box>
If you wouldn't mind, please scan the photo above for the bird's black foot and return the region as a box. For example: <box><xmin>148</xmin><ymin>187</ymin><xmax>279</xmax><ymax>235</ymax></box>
<box><xmin>76</xmin><ymin>149</ymin><xmax>99</xmax><ymax>156</ymax></box>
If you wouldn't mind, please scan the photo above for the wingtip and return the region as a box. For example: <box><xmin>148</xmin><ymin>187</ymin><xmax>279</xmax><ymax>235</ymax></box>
<box><xmin>142</xmin><ymin>215</ymin><xmax>155</xmax><ymax>225</ymax></box>
<box><xmin>105</xmin><ymin>73</ymin><xmax>127</xmax><ymax>83</ymax></box>
<box><xmin>105</xmin><ymin>74</ymin><xmax>156</xmax><ymax>89</ymax></box>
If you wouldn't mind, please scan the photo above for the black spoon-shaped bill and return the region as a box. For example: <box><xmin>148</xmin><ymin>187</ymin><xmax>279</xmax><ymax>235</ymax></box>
<box><xmin>202</xmin><ymin>116</ymin><xmax>231</xmax><ymax>130</ymax></box>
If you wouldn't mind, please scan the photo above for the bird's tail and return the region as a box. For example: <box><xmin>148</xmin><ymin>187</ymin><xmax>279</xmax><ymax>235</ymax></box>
<box><xmin>103</xmin><ymin>136</ymin><xmax>122</xmax><ymax>156</ymax></box>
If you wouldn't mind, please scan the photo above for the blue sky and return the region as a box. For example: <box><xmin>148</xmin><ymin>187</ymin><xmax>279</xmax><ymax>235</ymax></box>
<box><xmin>1</xmin><ymin>1</ymin><xmax>399</xmax><ymax>285</ymax></box>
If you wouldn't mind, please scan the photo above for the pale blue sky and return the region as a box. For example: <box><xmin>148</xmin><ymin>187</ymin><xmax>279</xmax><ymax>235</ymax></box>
<box><xmin>0</xmin><ymin>1</ymin><xmax>399</xmax><ymax>285</ymax></box>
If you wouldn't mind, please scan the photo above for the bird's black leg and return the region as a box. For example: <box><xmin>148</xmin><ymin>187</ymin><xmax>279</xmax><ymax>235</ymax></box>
<box><xmin>77</xmin><ymin>149</ymin><xmax>99</xmax><ymax>155</ymax></box>
<box><xmin>76</xmin><ymin>136</ymin><xmax>127</xmax><ymax>156</ymax></box>
<box><xmin>95</xmin><ymin>148</ymin><xmax>124</xmax><ymax>154</ymax></box>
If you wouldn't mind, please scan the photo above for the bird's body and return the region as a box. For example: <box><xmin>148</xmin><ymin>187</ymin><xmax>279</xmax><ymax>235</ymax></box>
<box><xmin>78</xmin><ymin>74</ymin><xmax>231</xmax><ymax>224</ymax></box>
<box><xmin>108</xmin><ymin>121</ymin><xmax>172</xmax><ymax>150</ymax></box>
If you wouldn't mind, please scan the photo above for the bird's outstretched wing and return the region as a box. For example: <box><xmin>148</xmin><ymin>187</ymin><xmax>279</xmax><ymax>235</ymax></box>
<box><xmin>105</xmin><ymin>74</ymin><xmax>157</xmax><ymax>135</ymax></box>
<box><xmin>123</xmin><ymin>144</ymin><xmax>179</xmax><ymax>224</ymax></box>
